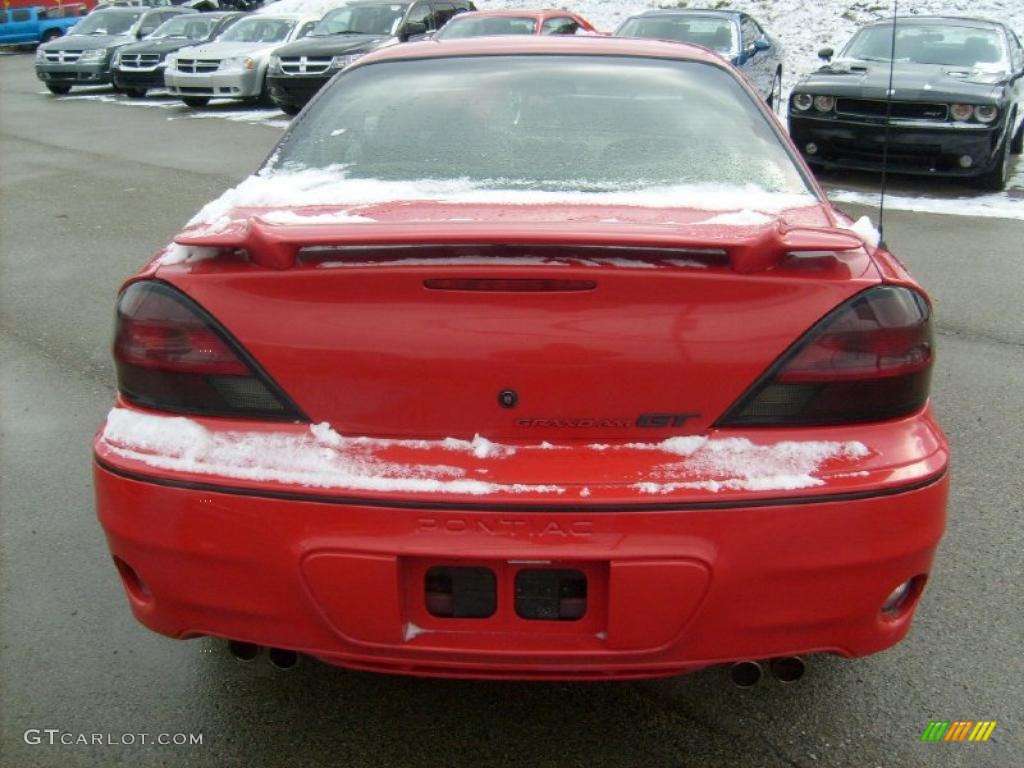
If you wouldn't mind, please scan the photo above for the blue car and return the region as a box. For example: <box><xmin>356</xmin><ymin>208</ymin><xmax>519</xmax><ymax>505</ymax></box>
<box><xmin>615</xmin><ymin>9</ymin><xmax>783</xmax><ymax>108</ymax></box>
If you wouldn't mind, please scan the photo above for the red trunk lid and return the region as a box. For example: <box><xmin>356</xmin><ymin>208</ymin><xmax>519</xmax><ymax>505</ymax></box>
<box><xmin>158</xmin><ymin>202</ymin><xmax>879</xmax><ymax>441</ymax></box>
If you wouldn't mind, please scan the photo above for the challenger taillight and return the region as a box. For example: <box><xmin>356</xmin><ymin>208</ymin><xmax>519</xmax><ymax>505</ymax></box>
<box><xmin>113</xmin><ymin>281</ymin><xmax>304</xmax><ymax>420</ymax></box>
<box><xmin>719</xmin><ymin>286</ymin><xmax>933</xmax><ymax>426</ymax></box>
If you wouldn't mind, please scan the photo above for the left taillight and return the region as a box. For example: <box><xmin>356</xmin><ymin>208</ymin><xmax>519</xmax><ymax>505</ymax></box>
<box><xmin>113</xmin><ymin>280</ymin><xmax>305</xmax><ymax>420</ymax></box>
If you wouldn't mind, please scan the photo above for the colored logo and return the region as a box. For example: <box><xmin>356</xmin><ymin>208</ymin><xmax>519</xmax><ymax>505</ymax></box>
<box><xmin>921</xmin><ymin>721</ymin><xmax>997</xmax><ymax>742</ymax></box>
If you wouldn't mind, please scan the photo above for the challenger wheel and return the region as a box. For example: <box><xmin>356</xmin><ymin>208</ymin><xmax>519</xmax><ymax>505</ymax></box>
<box><xmin>279</xmin><ymin>102</ymin><xmax>300</xmax><ymax>116</ymax></box>
<box><xmin>124</xmin><ymin>87</ymin><xmax>147</xmax><ymax>98</ymax></box>
<box><xmin>46</xmin><ymin>83</ymin><xmax>72</xmax><ymax>95</ymax></box>
<box><xmin>976</xmin><ymin>138</ymin><xmax>1009</xmax><ymax>192</ymax></box>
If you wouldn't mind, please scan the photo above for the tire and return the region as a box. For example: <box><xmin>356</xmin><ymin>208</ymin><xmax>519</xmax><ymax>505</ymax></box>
<box><xmin>124</xmin><ymin>87</ymin><xmax>147</xmax><ymax>98</ymax></box>
<box><xmin>766</xmin><ymin>69</ymin><xmax>782</xmax><ymax>112</ymax></box>
<box><xmin>278</xmin><ymin>102</ymin><xmax>300</xmax><ymax>116</ymax></box>
<box><xmin>257</xmin><ymin>78</ymin><xmax>273</xmax><ymax>107</ymax></box>
<box><xmin>1010</xmin><ymin>115</ymin><xmax>1023</xmax><ymax>155</ymax></box>
<box><xmin>46</xmin><ymin>83</ymin><xmax>72</xmax><ymax>95</ymax></box>
<box><xmin>975</xmin><ymin>137</ymin><xmax>1010</xmax><ymax>192</ymax></box>
<box><xmin>40</xmin><ymin>29</ymin><xmax>62</xmax><ymax>43</ymax></box>
<box><xmin>182</xmin><ymin>96</ymin><xmax>209</xmax><ymax>108</ymax></box>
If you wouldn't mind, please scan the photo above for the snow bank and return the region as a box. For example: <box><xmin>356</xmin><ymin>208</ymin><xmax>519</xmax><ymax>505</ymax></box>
<box><xmin>258</xmin><ymin>0</ymin><xmax>346</xmax><ymax>16</ymax></box>
<box><xmin>830</xmin><ymin>186</ymin><xmax>1024</xmax><ymax>221</ymax></box>
<box><xmin>101</xmin><ymin>408</ymin><xmax>556</xmax><ymax>496</ymax></box>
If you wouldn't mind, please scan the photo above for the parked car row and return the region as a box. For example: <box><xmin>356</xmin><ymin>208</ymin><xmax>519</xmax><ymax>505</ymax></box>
<box><xmin>30</xmin><ymin>3</ymin><xmax>1024</xmax><ymax>189</ymax></box>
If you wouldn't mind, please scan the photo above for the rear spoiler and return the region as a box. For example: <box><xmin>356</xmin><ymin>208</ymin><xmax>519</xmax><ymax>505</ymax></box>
<box><xmin>173</xmin><ymin>218</ymin><xmax>866</xmax><ymax>273</ymax></box>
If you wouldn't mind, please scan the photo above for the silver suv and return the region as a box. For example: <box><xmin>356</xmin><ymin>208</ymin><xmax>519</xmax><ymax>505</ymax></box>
<box><xmin>164</xmin><ymin>14</ymin><xmax>320</xmax><ymax>107</ymax></box>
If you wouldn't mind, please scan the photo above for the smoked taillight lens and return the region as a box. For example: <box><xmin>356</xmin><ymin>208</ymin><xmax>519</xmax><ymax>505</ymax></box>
<box><xmin>718</xmin><ymin>286</ymin><xmax>933</xmax><ymax>426</ymax></box>
<box><xmin>113</xmin><ymin>281</ymin><xmax>305</xmax><ymax>420</ymax></box>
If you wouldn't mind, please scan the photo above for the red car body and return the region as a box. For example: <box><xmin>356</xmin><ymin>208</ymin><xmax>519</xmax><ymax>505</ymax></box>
<box><xmin>434</xmin><ymin>8</ymin><xmax>599</xmax><ymax>38</ymax></box>
<box><xmin>93</xmin><ymin>37</ymin><xmax>948</xmax><ymax>680</ymax></box>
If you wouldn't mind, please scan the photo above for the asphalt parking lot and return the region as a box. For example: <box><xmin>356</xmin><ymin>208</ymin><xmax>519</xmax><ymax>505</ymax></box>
<box><xmin>1</xmin><ymin>51</ymin><xmax>1022</xmax><ymax>768</ymax></box>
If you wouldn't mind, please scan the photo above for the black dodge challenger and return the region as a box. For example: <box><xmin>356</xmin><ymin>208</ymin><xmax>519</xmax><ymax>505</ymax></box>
<box><xmin>789</xmin><ymin>16</ymin><xmax>1024</xmax><ymax>190</ymax></box>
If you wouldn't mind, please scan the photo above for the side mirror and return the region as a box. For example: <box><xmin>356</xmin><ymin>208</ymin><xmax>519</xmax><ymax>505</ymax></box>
<box><xmin>399</xmin><ymin>20</ymin><xmax>427</xmax><ymax>41</ymax></box>
<box><xmin>818</xmin><ymin>47</ymin><xmax>834</xmax><ymax>61</ymax></box>
<box><xmin>753</xmin><ymin>38</ymin><xmax>771</xmax><ymax>52</ymax></box>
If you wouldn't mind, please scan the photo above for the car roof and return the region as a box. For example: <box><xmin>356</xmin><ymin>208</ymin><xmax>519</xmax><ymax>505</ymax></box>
<box><xmin>91</xmin><ymin>7</ymin><xmax>145</xmax><ymax>14</ymax></box>
<box><xmin>361</xmin><ymin>34</ymin><xmax>727</xmax><ymax>66</ymax></box>
<box><xmin>241</xmin><ymin>14</ymin><xmax>307</xmax><ymax>22</ymax></box>
<box><xmin>446</xmin><ymin>9</ymin><xmax>579</xmax><ymax>20</ymax></box>
<box><xmin>345</xmin><ymin>0</ymin><xmax>413</xmax><ymax>6</ymax></box>
<box><xmin>862</xmin><ymin>15</ymin><xmax>1005</xmax><ymax>31</ymax></box>
<box><xmin>629</xmin><ymin>9</ymin><xmax>740</xmax><ymax>20</ymax></box>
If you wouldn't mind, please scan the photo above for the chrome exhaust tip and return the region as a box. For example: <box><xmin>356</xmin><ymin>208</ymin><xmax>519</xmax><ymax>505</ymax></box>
<box><xmin>227</xmin><ymin>640</ymin><xmax>260</xmax><ymax>662</ymax></box>
<box><xmin>769</xmin><ymin>656</ymin><xmax>805</xmax><ymax>683</ymax></box>
<box><xmin>729</xmin><ymin>660</ymin><xmax>763</xmax><ymax>688</ymax></box>
<box><xmin>268</xmin><ymin>647</ymin><xmax>300</xmax><ymax>670</ymax></box>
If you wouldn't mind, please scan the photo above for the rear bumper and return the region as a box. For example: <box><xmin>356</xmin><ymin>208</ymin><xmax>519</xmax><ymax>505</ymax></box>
<box><xmin>94</xmin><ymin>454</ymin><xmax>948</xmax><ymax>680</ymax></box>
<box><xmin>788</xmin><ymin>113</ymin><xmax>1002</xmax><ymax>177</ymax></box>
<box><xmin>266</xmin><ymin>73</ymin><xmax>329</xmax><ymax>108</ymax></box>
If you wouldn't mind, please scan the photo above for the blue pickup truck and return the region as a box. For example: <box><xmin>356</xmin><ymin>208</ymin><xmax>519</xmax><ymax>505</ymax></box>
<box><xmin>0</xmin><ymin>5</ymin><xmax>86</xmax><ymax>46</ymax></box>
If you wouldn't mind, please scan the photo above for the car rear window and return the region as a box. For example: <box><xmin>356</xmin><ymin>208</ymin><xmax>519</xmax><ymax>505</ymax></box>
<box><xmin>271</xmin><ymin>55</ymin><xmax>811</xmax><ymax>196</ymax></box>
<box><xmin>436</xmin><ymin>16</ymin><xmax>539</xmax><ymax>39</ymax></box>
<box><xmin>218</xmin><ymin>17</ymin><xmax>294</xmax><ymax>44</ymax></box>
<box><xmin>73</xmin><ymin>9</ymin><xmax>143</xmax><ymax>36</ymax></box>
<box><xmin>617</xmin><ymin>16</ymin><xmax>737</xmax><ymax>54</ymax></box>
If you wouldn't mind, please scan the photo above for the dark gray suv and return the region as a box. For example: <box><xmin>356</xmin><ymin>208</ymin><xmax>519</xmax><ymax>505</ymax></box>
<box><xmin>35</xmin><ymin>6</ymin><xmax>195</xmax><ymax>95</ymax></box>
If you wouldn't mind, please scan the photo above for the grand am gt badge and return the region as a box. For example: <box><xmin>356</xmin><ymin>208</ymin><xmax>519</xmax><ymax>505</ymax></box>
<box><xmin>515</xmin><ymin>412</ymin><xmax>700</xmax><ymax>429</ymax></box>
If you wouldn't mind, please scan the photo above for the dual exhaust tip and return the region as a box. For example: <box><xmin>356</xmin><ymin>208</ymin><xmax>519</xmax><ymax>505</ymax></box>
<box><xmin>730</xmin><ymin>657</ymin><xmax>805</xmax><ymax>687</ymax></box>
<box><xmin>227</xmin><ymin>640</ymin><xmax>300</xmax><ymax>670</ymax></box>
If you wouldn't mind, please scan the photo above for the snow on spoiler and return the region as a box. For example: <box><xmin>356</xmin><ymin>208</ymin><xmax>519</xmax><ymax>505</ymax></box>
<box><xmin>173</xmin><ymin>217</ymin><xmax>867</xmax><ymax>273</ymax></box>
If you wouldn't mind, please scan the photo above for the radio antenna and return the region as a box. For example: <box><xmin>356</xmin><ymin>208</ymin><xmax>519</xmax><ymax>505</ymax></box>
<box><xmin>877</xmin><ymin>0</ymin><xmax>899</xmax><ymax>248</ymax></box>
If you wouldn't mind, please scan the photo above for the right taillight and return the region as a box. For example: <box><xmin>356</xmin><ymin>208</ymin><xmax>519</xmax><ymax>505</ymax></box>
<box><xmin>113</xmin><ymin>280</ymin><xmax>305</xmax><ymax>420</ymax></box>
<box><xmin>718</xmin><ymin>285</ymin><xmax>933</xmax><ymax>427</ymax></box>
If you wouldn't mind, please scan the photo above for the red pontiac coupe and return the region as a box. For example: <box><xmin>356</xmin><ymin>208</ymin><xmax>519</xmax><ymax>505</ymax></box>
<box><xmin>93</xmin><ymin>36</ymin><xmax>948</xmax><ymax>682</ymax></box>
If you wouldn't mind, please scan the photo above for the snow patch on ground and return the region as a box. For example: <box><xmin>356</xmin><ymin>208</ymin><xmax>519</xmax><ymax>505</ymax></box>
<box><xmin>829</xmin><ymin>182</ymin><xmax>1024</xmax><ymax>221</ymax></box>
<box><xmin>101</xmin><ymin>409</ymin><xmax>561</xmax><ymax>496</ymax></box>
